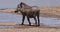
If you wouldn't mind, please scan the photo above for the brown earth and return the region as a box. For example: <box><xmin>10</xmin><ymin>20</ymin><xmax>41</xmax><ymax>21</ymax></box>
<box><xmin>0</xmin><ymin>22</ymin><xmax>60</xmax><ymax>32</ymax></box>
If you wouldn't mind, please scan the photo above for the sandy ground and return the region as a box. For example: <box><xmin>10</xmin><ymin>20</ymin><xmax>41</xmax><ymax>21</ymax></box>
<box><xmin>0</xmin><ymin>22</ymin><xmax>59</xmax><ymax>32</ymax></box>
<box><xmin>0</xmin><ymin>27</ymin><xmax>60</xmax><ymax>32</ymax></box>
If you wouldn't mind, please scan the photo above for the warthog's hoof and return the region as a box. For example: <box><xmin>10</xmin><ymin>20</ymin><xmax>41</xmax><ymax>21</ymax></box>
<box><xmin>29</xmin><ymin>24</ymin><xmax>31</xmax><ymax>26</ymax></box>
<box><xmin>35</xmin><ymin>25</ymin><xmax>40</xmax><ymax>27</ymax></box>
<box><xmin>21</xmin><ymin>23</ymin><xmax>24</xmax><ymax>25</ymax></box>
<box><xmin>38</xmin><ymin>25</ymin><xmax>40</xmax><ymax>27</ymax></box>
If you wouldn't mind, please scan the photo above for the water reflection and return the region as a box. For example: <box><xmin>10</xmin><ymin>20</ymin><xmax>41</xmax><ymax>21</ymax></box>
<box><xmin>0</xmin><ymin>12</ymin><xmax>60</xmax><ymax>26</ymax></box>
<box><xmin>40</xmin><ymin>17</ymin><xmax>60</xmax><ymax>27</ymax></box>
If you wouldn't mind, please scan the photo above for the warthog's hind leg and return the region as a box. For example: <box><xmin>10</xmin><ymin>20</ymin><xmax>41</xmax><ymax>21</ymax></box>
<box><xmin>34</xmin><ymin>17</ymin><xmax>37</xmax><ymax>27</ymax></box>
<box><xmin>37</xmin><ymin>13</ymin><xmax>40</xmax><ymax>26</ymax></box>
<box><xmin>27</xmin><ymin>17</ymin><xmax>31</xmax><ymax>26</ymax></box>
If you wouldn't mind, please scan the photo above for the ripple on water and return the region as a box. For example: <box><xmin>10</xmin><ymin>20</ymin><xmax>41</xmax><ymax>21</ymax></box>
<box><xmin>0</xmin><ymin>12</ymin><xmax>60</xmax><ymax>27</ymax></box>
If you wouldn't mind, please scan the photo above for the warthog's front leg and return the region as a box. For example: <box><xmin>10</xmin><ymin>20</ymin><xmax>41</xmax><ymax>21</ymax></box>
<box><xmin>21</xmin><ymin>15</ymin><xmax>25</xmax><ymax>25</ymax></box>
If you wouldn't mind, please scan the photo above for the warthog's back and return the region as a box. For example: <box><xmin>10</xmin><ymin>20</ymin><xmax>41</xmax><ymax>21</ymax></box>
<box><xmin>23</xmin><ymin>6</ymin><xmax>40</xmax><ymax>12</ymax></box>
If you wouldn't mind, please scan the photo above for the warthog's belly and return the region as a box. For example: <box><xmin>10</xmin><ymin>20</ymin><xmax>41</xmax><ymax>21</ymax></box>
<box><xmin>29</xmin><ymin>15</ymin><xmax>34</xmax><ymax>18</ymax></box>
<box><xmin>27</xmin><ymin>14</ymin><xmax>36</xmax><ymax>18</ymax></box>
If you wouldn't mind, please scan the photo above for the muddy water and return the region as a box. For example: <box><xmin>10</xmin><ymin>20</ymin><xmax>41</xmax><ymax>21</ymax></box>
<box><xmin>0</xmin><ymin>12</ymin><xmax>60</xmax><ymax>27</ymax></box>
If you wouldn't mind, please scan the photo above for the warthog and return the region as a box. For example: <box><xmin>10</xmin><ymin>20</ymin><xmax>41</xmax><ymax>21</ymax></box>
<box><xmin>15</xmin><ymin>2</ymin><xmax>40</xmax><ymax>26</ymax></box>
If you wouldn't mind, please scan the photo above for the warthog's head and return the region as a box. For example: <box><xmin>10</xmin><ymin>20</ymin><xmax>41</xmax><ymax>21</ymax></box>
<box><xmin>14</xmin><ymin>8</ymin><xmax>20</xmax><ymax>13</ymax></box>
<box><xmin>14</xmin><ymin>3</ymin><xmax>21</xmax><ymax>13</ymax></box>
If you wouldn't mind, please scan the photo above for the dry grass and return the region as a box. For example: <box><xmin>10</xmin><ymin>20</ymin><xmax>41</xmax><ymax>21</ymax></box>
<box><xmin>0</xmin><ymin>8</ymin><xmax>15</xmax><ymax>13</ymax></box>
<box><xmin>40</xmin><ymin>6</ymin><xmax>60</xmax><ymax>17</ymax></box>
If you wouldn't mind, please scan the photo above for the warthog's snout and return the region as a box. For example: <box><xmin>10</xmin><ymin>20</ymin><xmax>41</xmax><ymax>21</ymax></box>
<box><xmin>14</xmin><ymin>10</ymin><xmax>18</xmax><ymax>13</ymax></box>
